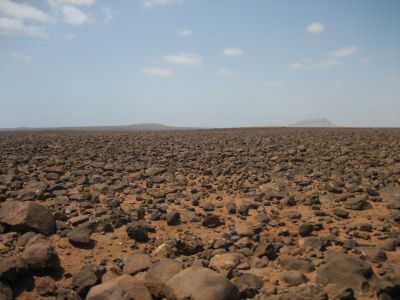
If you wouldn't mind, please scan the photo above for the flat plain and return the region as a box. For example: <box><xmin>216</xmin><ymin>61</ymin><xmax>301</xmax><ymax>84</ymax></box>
<box><xmin>0</xmin><ymin>128</ymin><xmax>399</xmax><ymax>300</ymax></box>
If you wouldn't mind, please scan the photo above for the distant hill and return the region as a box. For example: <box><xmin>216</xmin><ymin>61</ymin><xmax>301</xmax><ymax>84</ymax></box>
<box><xmin>289</xmin><ymin>118</ymin><xmax>337</xmax><ymax>127</ymax></box>
<box><xmin>0</xmin><ymin>123</ymin><xmax>197</xmax><ymax>132</ymax></box>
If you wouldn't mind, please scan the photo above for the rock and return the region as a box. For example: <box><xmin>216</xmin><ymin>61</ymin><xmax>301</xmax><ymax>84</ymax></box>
<box><xmin>21</xmin><ymin>236</ymin><xmax>58</xmax><ymax>270</ymax></box>
<box><xmin>226</xmin><ymin>201</ymin><xmax>236</xmax><ymax>214</ymax></box>
<box><xmin>202</xmin><ymin>215</ymin><xmax>222</xmax><ymax>228</ymax></box>
<box><xmin>358</xmin><ymin>246</ymin><xmax>387</xmax><ymax>263</ymax></box>
<box><xmin>333</xmin><ymin>208</ymin><xmax>349</xmax><ymax>219</ymax></box>
<box><xmin>86</xmin><ymin>275</ymin><xmax>152</xmax><ymax>300</ymax></box>
<box><xmin>0</xmin><ymin>281</ymin><xmax>13</xmax><ymax>300</ymax></box>
<box><xmin>345</xmin><ymin>197</ymin><xmax>372</xmax><ymax>211</ymax></box>
<box><xmin>336</xmin><ymin>287</ymin><xmax>355</xmax><ymax>300</ymax></box>
<box><xmin>67</xmin><ymin>227</ymin><xmax>92</xmax><ymax>246</ymax></box>
<box><xmin>282</xmin><ymin>271</ymin><xmax>307</xmax><ymax>286</ymax></box>
<box><xmin>209</xmin><ymin>252</ymin><xmax>241</xmax><ymax>272</ymax></box>
<box><xmin>298</xmin><ymin>223</ymin><xmax>314</xmax><ymax>237</ymax></box>
<box><xmin>126</xmin><ymin>222</ymin><xmax>149</xmax><ymax>242</ymax></box>
<box><xmin>234</xmin><ymin>223</ymin><xmax>254</xmax><ymax>237</ymax></box>
<box><xmin>123</xmin><ymin>254</ymin><xmax>152</xmax><ymax>276</ymax></box>
<box><xmin>0</xmin><ymin>256</ymin><xmax>27</xmax><ymax>282</ymax></box>
<box><xmin>0</xmin><ymin>200</ymin><xmax>56</xmax><ymax>236</ymax></box>
<box><xmin>69</xmin><ymin>215</ymin><xmax>90</xmax><ymax>226</ymax></box>
<box><xmin>36</xmin><ymin>276</ymin><xmax>57</xmax><ymax>296</ymax></box>
<box><xmin>144</xmin><ymin>259</ymin><xmax>183</xmax><ymax>298</ymax></box>
<box><xmin>326</xmin><ymin>181</ymin><xmax>342</xmax><ymax>193</ymax></box>
<box><xmin>166</xmin><ymin>211</ymin><xmax>180</xmax><ymax>225</ymax></box>
<box><xmin>165</xmin><ymin>267</ymin><xmax>240</xmax><ymax>300</ymax></box>
<box><xmin>232</xmin><ymin>273</ymin><xmax>263</xmax><ymax>298</ymax></box>
<box><xmin>254</xmin><ymin>241</ymin><xmax>278</xmax><ymax>259</ymax></box>
<box><xmin>56</xmin><ymin>287</ymin><xmax>81</xmax><ymax>300</ymax></box>
<box><xmin>316</xmin><ymin>253</ymin><xmax>373</xmax><ymax>291</ymax></box>
<box><xmin>17</xmin><ymin>182</ymin><xmax>46</xmax><ymax>201</ymax></box>
<box><xmin>281</xmin><ymin>258</ymin><xmax>314</xmax><ymax>273</ymax></box>
<box><xmin>73</xmin><ymin>265</ymin><xmax>102</xmax><ymax>297</ymax></box>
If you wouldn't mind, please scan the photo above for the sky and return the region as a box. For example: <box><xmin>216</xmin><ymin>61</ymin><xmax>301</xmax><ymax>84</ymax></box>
<box><xmin>0</xmin><ymin>0</ymin><xmax>400</xmax><ymax>128</ymax></box>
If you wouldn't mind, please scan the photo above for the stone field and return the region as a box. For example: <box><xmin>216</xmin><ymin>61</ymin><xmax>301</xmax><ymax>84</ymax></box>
<box><xmin>0</xmin><ymin>128</ymin><xmax>399</xmax><ymax>300</ymax></box>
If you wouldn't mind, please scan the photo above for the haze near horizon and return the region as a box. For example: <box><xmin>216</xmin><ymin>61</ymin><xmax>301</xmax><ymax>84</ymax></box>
<box><xmin>1</xmin><ymin>0</ymin><xmax>400</xmax><ymax>128</ymax></box>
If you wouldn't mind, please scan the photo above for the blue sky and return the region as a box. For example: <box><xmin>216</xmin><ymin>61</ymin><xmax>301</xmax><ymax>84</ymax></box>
<box><xmin>0</xmin><ymin>0</ymin><xmax>399</xmax><ymax>128</ymax></box>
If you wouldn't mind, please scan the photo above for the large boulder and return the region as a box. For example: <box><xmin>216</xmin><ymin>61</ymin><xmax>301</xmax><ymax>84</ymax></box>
<box><xmin>123</xmin><ymin>254</ymin><xmax>152</xmax><ymax>276</ymax></box>
<box><xmin>144</xmin><ymin>259</ymin><xmax>183</xmax><ymax>298</ymax></box>
<box><xmin>316</xmin><ymin>253</ymin><xmax>373</xmax><ymax>291</ymax></box>
<box><xmin>0</xmin><ymin>201</ymin><xmax>55</xmax><ymax>236</ymax></box>
<box><xmin>165</xmin><ymin>267</ymin><xmax>240</xmax><ymax>300</ymax></box>
<box><xmin>86</xmin><ymin>275</ymin><xmax>152</xmax><ymax>300</ymax></box>
<box><xmin>20</xmin><ymin>236</ymin><xmax>58</xmax><ymax>270</ymax></box>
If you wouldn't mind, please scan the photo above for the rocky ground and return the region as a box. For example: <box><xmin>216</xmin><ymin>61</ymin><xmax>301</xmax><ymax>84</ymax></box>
<box><xmin>0</xmin><ymin>128</ymin><xmax>399</xmax><ymax>300</ymax></box>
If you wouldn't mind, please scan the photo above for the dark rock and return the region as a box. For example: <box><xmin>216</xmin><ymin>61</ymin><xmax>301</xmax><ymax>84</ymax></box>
<box><xmin>233</xmin><ymin>273</ymin><xmax>263</xmax><ymax>298</ymax></box>
<box><xmin>0</xmin><ymin>281</ymin><xmax>13</xmax><ymax>300</ymax></box>
<box><xmin>0</xmin><ymin>200</ymin><xmax>56</xmax><ymax>235</ymax></box>
<box><xmin>281</xmin><ymin>258</ymin><xmax>314</xmax><ymax>273</ymax></box>
<box><xmin>166</xmin><ymin>211</ymin><xmax>180</xmax><ymax>225</ymax></box>
<box><xmin>298</xmin><ymin>223</ymin><xmax>314</xmax><ymax>237</ymax></box>
<box><xmin>126</xmin><ymin>221</ymin><xmax>149</xmax><ymax>242</ymax></box>
<box><xmin>73</xmin><ymin>265</ymin><xmax>102</xmax><ymax>297</ymax></box>
<box><xmin>67</xmin><ymin>227</ymin><xmax>92</xmax><ymax>246</ymax></box>
<box><xmin>202</xmin><ymin>215</ymin><xmax>222</xmax><ymax>228</ymax></box>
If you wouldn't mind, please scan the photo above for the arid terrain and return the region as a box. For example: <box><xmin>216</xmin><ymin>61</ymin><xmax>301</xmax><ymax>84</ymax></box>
<box><xmin>0</xmin><ymin>128</ymin><xmax>399</xmax><ymax>300</ymax></box>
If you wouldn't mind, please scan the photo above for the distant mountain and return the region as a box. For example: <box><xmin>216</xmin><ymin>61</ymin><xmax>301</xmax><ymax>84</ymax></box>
<box><xmin>0</xmin><ymin>123</ymin><xmax>197</xmax><ymax>132</ymax></box>
<box><xmin>289</xmin><ymin>118</ymin><xmax>337</xmax><ymax>127</ymax></box>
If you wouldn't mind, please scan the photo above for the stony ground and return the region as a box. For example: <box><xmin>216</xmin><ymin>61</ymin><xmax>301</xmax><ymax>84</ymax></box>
<box><xmin>0</xmin><ymin>128</ymin><xmax>399</xmax><ymax>300</ymax></box>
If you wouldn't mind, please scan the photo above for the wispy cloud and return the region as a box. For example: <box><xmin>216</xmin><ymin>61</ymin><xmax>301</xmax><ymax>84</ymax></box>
<box><xmin>10</xmin><ymin>51</ymin><xmax>32</xmax><ymax>61</ymax></box>
<box><xmin>217</xmin><ymin>68</ymin><xmax>240</xmax><ymax>76</ymax></box>
<box><xmin>0</xmin><ymin>0</ymin><xmax>53</xmax><ymax>23</ymax></box>
<box><xmin>142</xmin><ymin>67</ymin><xmax>172</xmax><ymax>77</ymax></box>
<box><xmin>61</xmin><ymin>5</ymin><xmax>88</xmax><ymax>25</ymax></box>
<box><xmin>266</xmin><ymin>80</ymin><xmax>285</xmax><ymax>87</ymax></box>
<box><xmin>306</xmin><ymin>22</ymin><xmax>324</xmax><ymax>34</ymax></box>
<box><xmin>49</xmin><ymin>0</ymin><xmax>96</xmax><ymax>6</ymax></box>
<box><xmin>178</xmin><ymin>29</ymin><xmax>192</xmax><ymax>37</ymax></box>
<box><xmin>288</xmin><ymin>58</ymin><xmax>342</xmax><ymax>70</ymax></box>
<box><xmin>163</xmin><ymin>52</ymin><xmax>202</xmax><ymax>65</ymax></box>
<box><xmin>328</xmin><ymin>46</ymin><xmax>359</xmax><ymax>57</ymax></box>
<box><xmin>0</xmin><ymin>17</ymin><xmax>47</xmax><ymax>38</ymax></box>
<box><xmin>142</xmin><ymin>0</ymin><xmax>183</xmax><ymax>8</ymax></box>
<box><xmin>223</xmin><ymin>47</ymin><xmax>243</xmax><ymax>57</ymax></box>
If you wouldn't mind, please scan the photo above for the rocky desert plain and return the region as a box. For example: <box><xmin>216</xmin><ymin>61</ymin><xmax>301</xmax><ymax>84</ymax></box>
<box><xmin>0</xmin><ymin>127</ymin><xmax>399</xmax><ymax>300</ymax></box>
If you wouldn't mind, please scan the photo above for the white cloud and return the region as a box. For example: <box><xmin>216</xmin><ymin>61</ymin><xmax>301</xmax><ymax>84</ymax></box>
<box><xmin>223</xmin><ymin>47</ymin><xmax>243</xmax><ymax>57</ymax></box>
<box><xmin>61</xmin><ymin>5</ymin><xmax>88</xmax><ymax>25</ymax></box>
<box><xmin>288</xmin><ymin>58</ymin><xmax>342</xmax><ymax>70</ymax></box>
<box><xmin>10</xmin><ymin>51</ymin><xmax>32</xmax><ymax>61</ymax></box>
<box><xmin>142</xmin><ymin>0</ymin><xmax>183</xmax><ymax>8</ymax></box>
<box><xmin>101</xmin><ymin>7</ymin><xmax>116</xmax><ymax>22</ymax></box>
<box><xmin>328</xmin><ymin>46</ymin><xmax>359</xmax><ymax>57</ymax></box>
<box><xmin>142</xmin><ymin>67</ymin><xmax>172</xmax><ymax>77</ymax></box>
<box><xmin>50</xmin><ymin>0</ymin><xmax>95</xmax><ymax>5</ymax></box>
<box><xmin>163</xmin><ymin>52</ymin><xmax>202</xmax><ymax>65</ymax></box>
<box><xmin>178</xmin><ymin>29</ymin><xmax>192</xmax><ymax>36</ymax></box>
<box><xmin>0</xmin><ymin>17</ymin><xmax>47</xmax><ymax>38</ymax></box>
<box><xmin>0</xmin><ymin>0</ymin><xmax>53</xmax><ymax>23</ymax></box>
<box><xmin>217</xmin><ymin>68</ymin><xmax>240</xmax><ymax>76</ymax></box>
<box><xmin>306</xmin><ymin>22</ymin><xmax>324</xmax><ymax>34</ymax></box>
<box><xmin>266</xmin><ymin>80</ymin><xmax>284</xmax><ymax>87</ymax></box>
